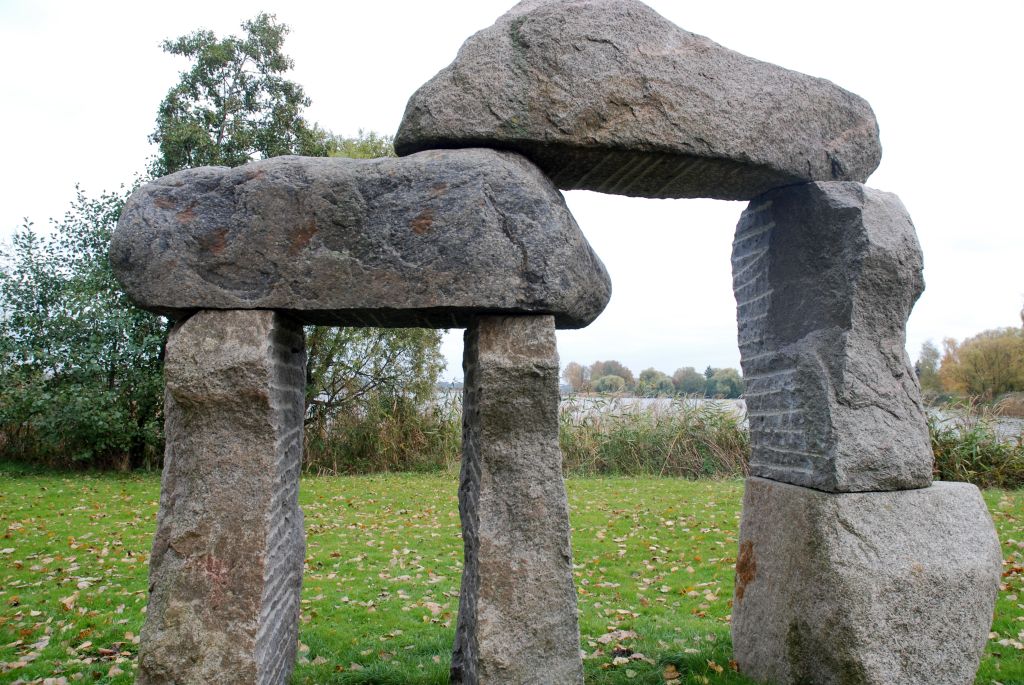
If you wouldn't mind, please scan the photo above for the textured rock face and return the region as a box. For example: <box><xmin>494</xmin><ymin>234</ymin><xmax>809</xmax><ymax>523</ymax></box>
<box><xmin>138</xmin><ymin>310</ymin><xmax>306</xmax><ymax>685</ymax></box>
<box><xmin>111</xmin><ymin>149</ymin><xmax>610</xmax><ymax>329</ymax></box>
<box><xmin>732</xmin><ymin>477</ymin><xmax>1002</xmax><ymax>685</ymax></box>
<box><xmin>395</xmin><ymin>0</ymin><xmax>881</xmax><ymax>200</ymax></box>
<box><xmin>453</xmin><ymin>316</ymin><xmax>583</xmax><ymax>684</ymax></box>
<box><xmin>732</xmin><ymin>181</ymin><xmax>932</xmax><ymax>492</ymax></box>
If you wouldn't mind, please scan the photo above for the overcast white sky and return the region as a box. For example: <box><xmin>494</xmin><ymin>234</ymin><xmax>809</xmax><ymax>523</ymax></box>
<box><xmin>2</xmin><ymin>1</ymin><xmax>1021</xmax><ymax>382</ymax></box>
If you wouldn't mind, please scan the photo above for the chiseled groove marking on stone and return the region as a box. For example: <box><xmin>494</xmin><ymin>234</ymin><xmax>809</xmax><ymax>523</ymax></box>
<box><xmin>732</xmin><ymin>219</ymin><xmax>776</xmax><ymax>245</ymax></box>
<box><xmin>735</xmin><ymin>289</ymin><xmax>773</xmax><ymax>308</ymax></box>
<box><xmin>599</xmin><ymin>154</ymin><xmax>666</xmax><ymax>195</ymax></box>
<box><xmin>757</xmin><ymin>445</ymin><xmax>822</xmax><ymax>462</ymax></box>
<box><xmin>730</xmin><ymin>250</ymin><xmax>768</xmax><ymax>281</ymax></box>
<box><xmin>742</xmin><ymin>366</ymin><xmax>797</xmax><ymax>381</ymax></box>
<box><xmin>453</xmin><ymin>324</ymin><xmax>483</xmax><ymax>684</ymax></box>
<box><xmin>570</xmin><ymin>151</ymin><xmax>652</xmax><ymax>192</ymax></box>
<box><xmin>651</xmin><ymin>157</ymin><xmax>708</xmax><ymax>198</ymax></box>
<box><xmin>749</xmin><ymin>408</ymin><xmax>806</xmax><ymax>419</ymax></box>
<box><xmin>255</xmin><ymin>317</ymin><xmax>305</xmax><ymax>685</ymax></box>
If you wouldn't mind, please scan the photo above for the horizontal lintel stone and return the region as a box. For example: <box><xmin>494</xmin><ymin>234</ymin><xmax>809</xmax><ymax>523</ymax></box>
<box><xmin>111</xmin><ymin>149</ymin><xmax>611</xmax><ymax>329</ymax></box>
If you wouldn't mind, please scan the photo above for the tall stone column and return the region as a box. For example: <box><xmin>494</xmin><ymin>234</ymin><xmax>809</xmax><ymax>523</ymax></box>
<box><xmin>138</xmin><ymin>310</ymin><xmax>307</xmax><ymax>685</ymax></box>
<box><xmin>730</xmin><ymin>182</ymin><xmax>1002</xmax><ymax>685</ymax></box>
<box><xmin>452</xmin><ymin>315</ymin><xmax>583</xmax><ymax>685</ymax></box>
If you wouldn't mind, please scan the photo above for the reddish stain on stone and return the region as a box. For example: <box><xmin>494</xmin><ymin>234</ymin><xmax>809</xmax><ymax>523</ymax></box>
<box><xmin>198</xmin><ymin>228</ymin><xmax>229</xmax><ymax>255</ymax></box>
<box><xmin>202</xmin><ymin>555</ymin><xmax>231</xmax><ymax>609</ymax></box>
<box><xmin>176</xmin><ymin>202</ymin><xmax>198</xmax><ymax>224</ymax></box>
<box><xmin>288</xmin><ymin>218</ymin><xmax>317</xmax><ymax>256</ymax></box>
<box><xmin>154</xmin><ymin>196</ymin><xmax>176</xmax><ymax>209</ymax></box>
<box><xmin>411</xmin><ymin>208</ymin><xmax>434</xmax><ymax>235</ymax></box>
<box><xmin>735</xmin><ymin>540</ymin><xmax>757</xmax><ymax>603</ymax></box>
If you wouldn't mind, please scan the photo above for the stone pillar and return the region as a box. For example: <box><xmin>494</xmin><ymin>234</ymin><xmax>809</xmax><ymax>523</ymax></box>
<box><xmin>138</xmin><ymin>310</ymin><xmax>306</xmax><ymax>685</ymax></box>
<box><xmin>452</xmin><ymin>316</ymin><xmax>583</xmax><ymax>685</ymax></box>
<box><xmin>730</xmin><ymin>183</ymin><xmax>1002</xmax><ymax>684</ymax></box>
<box><xmin>731</xmin><ymin>181</ymin><xmax>931</xmax><ymax>492</ymax></box>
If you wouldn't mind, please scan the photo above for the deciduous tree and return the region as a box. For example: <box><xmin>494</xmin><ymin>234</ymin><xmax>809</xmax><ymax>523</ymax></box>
<box><xmin>561</xmin><ymin>361</ymin><xmax>588</xmax><ymax>393</ymax></box>
<box><xmin>672</xmin><ymin>367</ymin><xmax>706</xmax><ymax>395</ymax></box>
<box><xmin>938</xmin><ymin>328</ymin><xmax>1024</xmax><ymax>399</ymax></box>
<box><xmin>590</xmin><ymin>360</ymin><xmax>635</xmax><ymax>389</ymax></box>
<box><xmin>150</xmin><ymin>13</ymin><xmax>329</xmax><ymax>176</ymax></box>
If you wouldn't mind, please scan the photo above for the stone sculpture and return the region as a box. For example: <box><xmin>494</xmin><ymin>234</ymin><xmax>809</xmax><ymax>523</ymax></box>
<box><xmin>454</xmin><ymin>316</ymin><xmax>582</xmax><ymax>684</ymax></box>
<box><xmin>731</xmin><ymin>478</ymin><xmax>1001</xmax><ymax>685</ymax></box>
<box><xmin>109</xmin><ymin>0</ymin><xmax>1002</xmax><ymax>683</ymax></box>
<box><xmin>395</xmin><ymin>0</ymin><xmax>881</xmax><ymax>200</ymax></box>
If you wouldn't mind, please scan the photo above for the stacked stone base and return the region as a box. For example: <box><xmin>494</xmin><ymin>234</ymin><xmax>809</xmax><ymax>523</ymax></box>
<box><xmin>732</xmin><ymin>477</ymin><xmax>1002</xmax><ymax>685</ymax></box>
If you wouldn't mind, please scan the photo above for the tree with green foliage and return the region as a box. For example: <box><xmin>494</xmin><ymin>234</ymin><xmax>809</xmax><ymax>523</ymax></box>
<box><xmin>0</xmin><ymin>188</ymin><xmax>165</xmax><ymax>469</ymax></box>
<box><xmin>708</xmin><ymin>368</ymin><xmax>744</xmax><ymax>399</ymax></box>
<box><xmin>150</xmin><ymin>13</ymin><xmax>329</xmax><ymax>176</ymax></box>
<box><xmin>672</xmin><ymin>366</ymin><xmax>706</xmax><ymax>395</ymax></box>
<box><xmin>593</xmin><ymin>375</ymin><xmax>626</xmax><ymax>394</ymax></box>
<box><xmin>637</xmin><ymin>367</ymin><xmax>674</xmax><ymax>397</ymax></box>
<box><xmin>1</xmin><ymin>13</ymin><xmax>444</xmax><ymax>471</ymax></box>
<box><xmin>590</xmin><ymin>360</ymin><xmax>635</xmax><ymax>390</ymax></box>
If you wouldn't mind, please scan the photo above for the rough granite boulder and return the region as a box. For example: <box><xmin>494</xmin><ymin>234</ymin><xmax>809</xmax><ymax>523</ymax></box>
<box><xmin>731</xmin><ymin>477</ymin><xmax>1002</xmax><ymax>685</ymax></box>
<box><xmin>110</xmin><ymin>149</ymin><xmax>610</xmax><ymax>328</ymax></box>
<box><xmin>732</xmin><ymin>181</ymin><xmax>932</xmax><ymax>492</ymax></box>
<box><xmin>395</xmin><ymin>0</ymin><xmax>881</xmax><ymax>200</ymax></box>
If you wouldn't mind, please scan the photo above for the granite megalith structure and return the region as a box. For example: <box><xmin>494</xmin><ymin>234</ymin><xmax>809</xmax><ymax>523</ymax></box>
<box><xmin>109</xmin><ymin>1</ymin><xmax>1001</xmax><ymax>684</ymax></box>
<box><xmin>115</xmin><ymin>145</ymin><xmax>605</xmax><ymax>683</ymax></box>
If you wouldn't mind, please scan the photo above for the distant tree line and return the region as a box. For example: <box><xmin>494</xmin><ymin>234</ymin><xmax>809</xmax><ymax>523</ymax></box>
<box><xmin>561</xmin><ymin>360</ymin><xmax>745</xmax><ymax>399</ymax></box>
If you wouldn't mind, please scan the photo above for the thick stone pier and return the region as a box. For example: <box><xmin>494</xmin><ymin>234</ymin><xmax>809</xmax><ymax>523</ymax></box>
<box><xmin>729</xmin><ymin>182</ymin><xmax>1002</xmax><ymax>684</ymax></box>
<box><xmin>138</xmin><ymin>310</ymin><xmax>307</xmax><ymax>685</ymax></box>
<box><xmin>452</xmin><ymin>315</ymin><xmax>583</xmax><ymax>685</ymax></box>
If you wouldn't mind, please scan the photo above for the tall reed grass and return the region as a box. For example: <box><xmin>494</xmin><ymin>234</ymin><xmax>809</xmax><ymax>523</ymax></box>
<box><xmin>301</xmin><ymin>394</ymin><xmax>752</xmax><ymax>478</ymax></box>
<box><xmin>930</xmin><ymin>402</ymin><xmax>1024</xmax><ymax>489</ymax></box>
<box><xmin>303</xmin><ymin>393</ymin><xmax>461</xmax><ymax>476</ymax></box>
<box><xmin>559</xmin><ymin>397</ymin><xmax>749</xmax><ymax>477</ymax></box>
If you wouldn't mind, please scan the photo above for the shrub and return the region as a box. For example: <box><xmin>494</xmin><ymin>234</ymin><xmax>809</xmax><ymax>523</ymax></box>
<box><xmin>930</xmin><ymin>402</ymin><xmax>1024</xmax><ymax>489</ymax></box>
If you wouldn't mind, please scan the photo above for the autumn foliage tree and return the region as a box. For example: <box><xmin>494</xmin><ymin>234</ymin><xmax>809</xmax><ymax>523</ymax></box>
<box><xmin>561</xmin><ymin>361</ymin><xmax>589</xmax><ymax>393</ymax></box>
<box><xmin>938</xmin><ymin>328</ymin><xmax>1024</xmax><ymax>400</ymax></box>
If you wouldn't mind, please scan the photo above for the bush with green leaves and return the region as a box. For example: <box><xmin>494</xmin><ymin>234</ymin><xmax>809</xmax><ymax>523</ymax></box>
<box><xmin>0</xmin><ymin>188</ymin><xmax>166</xmax><ymax>469</ymax></box>
<box><xmin>593</xmin><ymin>374</ymin><xmax>627</xmax><ymax>394</ymax></box>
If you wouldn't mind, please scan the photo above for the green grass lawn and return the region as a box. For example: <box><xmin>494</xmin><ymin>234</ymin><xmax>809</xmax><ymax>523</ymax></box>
<box><xmin>0</xmin><ymin>469</ymin><xmax>1022</xmax><ymax>684</ymax></box>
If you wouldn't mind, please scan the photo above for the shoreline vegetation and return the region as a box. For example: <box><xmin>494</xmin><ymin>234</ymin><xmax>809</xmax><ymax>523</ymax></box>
<box><xmin>3</xmin><ymin>390</ymin><xmax>1021</xmax><ymax>488</ymax></box>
